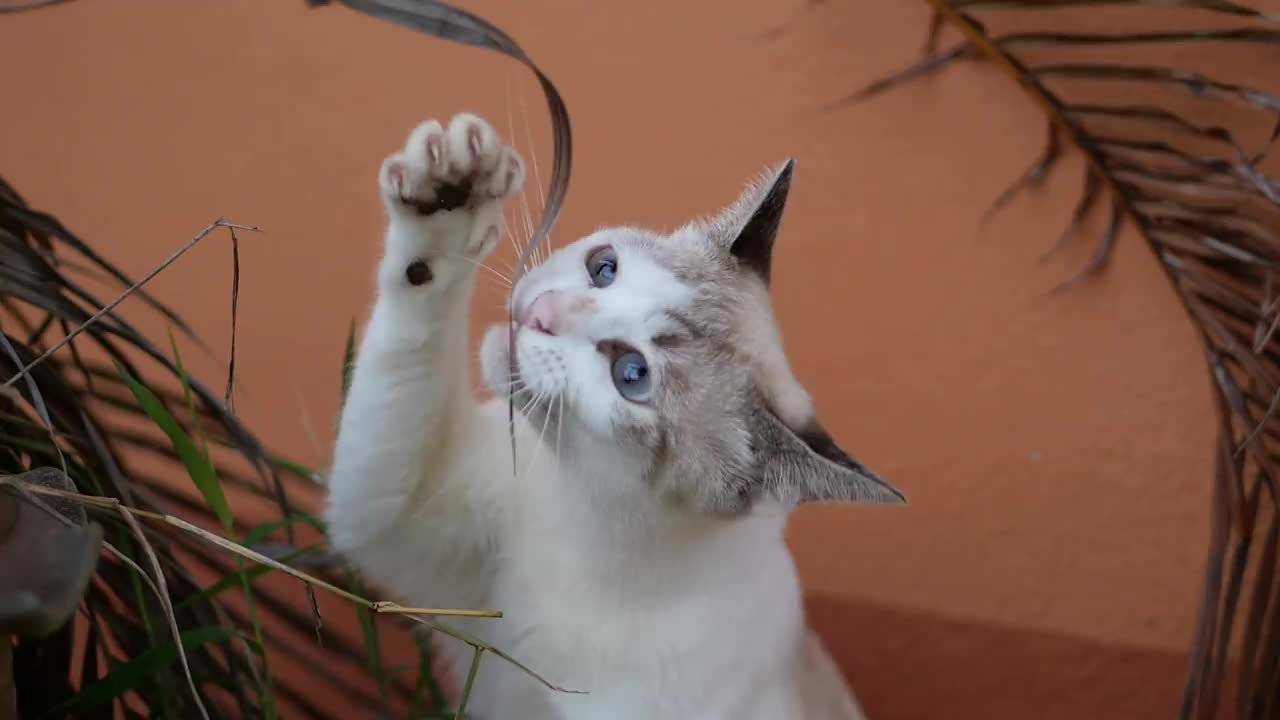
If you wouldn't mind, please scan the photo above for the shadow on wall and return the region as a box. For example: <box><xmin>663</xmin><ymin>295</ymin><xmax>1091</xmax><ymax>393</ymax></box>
<box><xmin>807</xmin><ymin>595</ymin><xmax>1189</xmax><ymax>720</ymax></box>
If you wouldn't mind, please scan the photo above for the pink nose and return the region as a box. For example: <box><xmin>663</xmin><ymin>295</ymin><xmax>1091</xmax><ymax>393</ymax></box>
<box><xmin>521</xmin><ymin>290</ymin><xmax>561</xmax><ymax>335</ymax></box>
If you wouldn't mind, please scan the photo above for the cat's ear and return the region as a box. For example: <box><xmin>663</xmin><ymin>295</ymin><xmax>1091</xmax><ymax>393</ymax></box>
<box><xmin>750</xmin><ymin>407</ymin><xmax>906</xmax><ymax>506</ymax></box>
<box><xmin>711</xmin><ymin>160</ymin><xmax>795</xmax><ymax>286</ymax></box>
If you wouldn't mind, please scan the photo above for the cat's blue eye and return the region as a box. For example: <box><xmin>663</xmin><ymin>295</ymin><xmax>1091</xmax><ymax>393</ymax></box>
<box><xmin>610</xmin><ymin>351</ymin><xmax>651</xmax><ymax>402</ymax></box>
<box><xmin>586</xmin><ymin>246</ymin><xmax>618</xmax><ymax>288</ymax></box>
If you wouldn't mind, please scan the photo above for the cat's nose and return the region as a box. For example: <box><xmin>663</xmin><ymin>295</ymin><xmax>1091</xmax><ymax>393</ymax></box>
<box><xmin>520</xmin><ymin>290</ymin><xmax>560</xmax><ymax>335</ymax></box>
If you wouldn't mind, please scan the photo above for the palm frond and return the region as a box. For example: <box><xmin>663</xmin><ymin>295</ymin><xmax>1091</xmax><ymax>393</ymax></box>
<box><xmin>847</xmin><ymin>2</ymin><xmax>1280</xmax><ymax>718</ymax></box>
<box><xmin>3</xmin><ymin>1</ymin><xmax>579</xmax><ymax>715</ymax></box>
<box><xmin>0</xmin><ymin>178</ymin><xmax>450</xmax><ymax>717</ymax></box>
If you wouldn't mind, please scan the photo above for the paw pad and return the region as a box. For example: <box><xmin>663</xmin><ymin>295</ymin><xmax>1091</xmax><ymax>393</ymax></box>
<box><xmin>405</xmin><ymin>259</ymin><xmax>432</xmax><ymax>286</ymax></box>
<box><xmin>380</xmin><ymin>113</ymin><xmax>525</xmax><ymax>218</ymax></box>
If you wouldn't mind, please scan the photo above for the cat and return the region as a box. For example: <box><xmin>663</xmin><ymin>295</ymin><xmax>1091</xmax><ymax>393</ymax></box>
<box><xmin>324</xmin><ymin>112</ymin><xmax>905</xmax><ymax>719</ymax></box>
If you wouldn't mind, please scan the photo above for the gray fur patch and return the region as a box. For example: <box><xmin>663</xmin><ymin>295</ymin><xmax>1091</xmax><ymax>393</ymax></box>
<box><xmin>595</xmin><ymin>164</ymin><xmax>904</xmax><ymax>514</ymax></box>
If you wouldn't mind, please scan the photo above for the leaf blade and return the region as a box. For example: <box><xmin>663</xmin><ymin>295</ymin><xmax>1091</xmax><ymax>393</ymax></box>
<box><xmin>117</xmin><ymin>367</ymin><xmax>231</xmax><ymax>533</ymax></box>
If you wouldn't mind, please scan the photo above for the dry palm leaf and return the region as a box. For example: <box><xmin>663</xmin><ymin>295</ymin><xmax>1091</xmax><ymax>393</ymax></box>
<box><xmin>844</xmin><ymin>1</ymin><xmax>1280</xmax><ymax>718</ymax></box>
<box><xmin>0</xmin><ymin>181</ymin><xmax>297</xmax><ymax>717</ymax></box>
<box><xmin>0</xmin><ymin>148</ymin><xmax>500</xmax><ymax>719</ymax></box>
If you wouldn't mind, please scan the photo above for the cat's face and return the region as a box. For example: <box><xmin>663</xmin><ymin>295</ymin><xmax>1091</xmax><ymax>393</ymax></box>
<box><xmin>480</xmin><ymin>163</ymin><xmax>905</xmax><ymax>516</ymax></box>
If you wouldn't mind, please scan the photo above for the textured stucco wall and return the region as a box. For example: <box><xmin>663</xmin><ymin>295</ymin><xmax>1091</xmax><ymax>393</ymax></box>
<box><xmin>1</xmin><ymin>1</ymin><xmax>1223</xmax><ymax>716</ymax></box>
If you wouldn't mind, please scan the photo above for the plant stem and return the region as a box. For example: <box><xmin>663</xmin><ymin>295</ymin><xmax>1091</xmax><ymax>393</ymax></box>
<box><xmin>454</xmin><ymin>648</ymin><xmax>485</xmax><ymax>720</ymax></box>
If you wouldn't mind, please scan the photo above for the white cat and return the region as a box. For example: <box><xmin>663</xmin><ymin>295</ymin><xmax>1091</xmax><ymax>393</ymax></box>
<box><xmin>325</xmin><ymin>112</ymin><xmax>905</xmax><ymax>719</ymax></box>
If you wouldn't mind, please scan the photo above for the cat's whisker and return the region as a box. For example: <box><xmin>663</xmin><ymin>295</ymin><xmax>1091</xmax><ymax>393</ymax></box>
<box><xmin>511</xmin><ymin>125</ymin><xmax>542</xmax><ymax>271</ymax></box>
<box><xmin>516</xmin><ymin>166</ymin><xmax>539</xmax><ymax>271</ymax></box>
<box><xmin>490</xmin><ymin>256</ymin><xmax>517</xmax><ymax>276</ymax></box>
<box><xmin>475</xmin><ymin>354</ymin><xmax>523</xmax><ymax>385</ymax></box>
<box><xmin>503</xmin><ymin>88</ymin><xmax>529</xmax><ymax>261</ymax></box>
<box><xmin>448</xmin><ymin>252</ymin><xmax>512</xmax><ymax>285</ymax></box>
<box><xmin>504</xmin><ymin>206</ymin><xmax>523</xmax><ymax>257</ymax></box>
<box><xmin>517</xmin><ymin>86</ymin><xmax>548</xmax><ymax>214</ymax></box>
<box><xmin>449</xmin><ymin>254</ymin><xmax>512</xmax><ymax>287</ymax></box>
<box><xmin>554</xmin><ymin>390</ymin><xmax>565</xmax><ymax>472</ymax></box>
<box><xmin>516</xmin><ymin>386</ymin><xmax>546</xmax><ymax>418</ymax></box>
<box><xmin>517</xmin><ymin>86</ymin><xmax>553</xmax><ymax>271</ymax></box>
<box><xmin>505</xmin><ymin>79</ymin><xmax>548</xmax><ymax>279</ymax></box>
<box><xmin>523</xmin><ymin>388</ymin><xmax>559</xmax><ymax>480</ymax></box>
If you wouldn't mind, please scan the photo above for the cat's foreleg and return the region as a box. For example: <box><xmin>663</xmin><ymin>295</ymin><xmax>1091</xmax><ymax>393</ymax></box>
<box><xmin>325</xmin><ymin>114</ymin><xmax>524</xmax><ymax>586</ymax></box>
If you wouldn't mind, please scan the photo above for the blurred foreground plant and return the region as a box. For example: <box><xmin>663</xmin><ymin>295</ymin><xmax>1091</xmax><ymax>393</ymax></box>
<box><xmin>0</xmin><ymin>177</ymin><xmax>571</xmax><ymax>718</ymax></box>
<box><xmin>1</xmin><ymin>0</ymin><xmax>581</xmax><ymax>716</ymax></box>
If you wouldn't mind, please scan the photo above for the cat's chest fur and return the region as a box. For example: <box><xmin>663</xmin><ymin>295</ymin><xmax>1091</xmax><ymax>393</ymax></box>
<box><xmin>458</xmin><ymin>438</ymin><xmax>809</xmax><ymax>717</ymax></box>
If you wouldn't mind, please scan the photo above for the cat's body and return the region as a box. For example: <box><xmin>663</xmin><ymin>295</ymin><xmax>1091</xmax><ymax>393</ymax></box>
<box><xmin>326</xmin><ymin>113</ymin><xmax>902</xmax><ymax>719</ymax></box>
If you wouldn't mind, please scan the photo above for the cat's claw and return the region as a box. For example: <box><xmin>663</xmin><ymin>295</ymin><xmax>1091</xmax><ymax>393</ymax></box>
<box><xmin>379</xmin><ymin>113</ymin><xmax>525</xmax><ymax>218</ymax></box>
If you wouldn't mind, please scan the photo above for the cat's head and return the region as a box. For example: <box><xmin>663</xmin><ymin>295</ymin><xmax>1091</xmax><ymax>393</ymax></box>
<box><xmin>480</xmin><ymin>162</ymin><xmax>905</xmax><ymax>516</ymax></box>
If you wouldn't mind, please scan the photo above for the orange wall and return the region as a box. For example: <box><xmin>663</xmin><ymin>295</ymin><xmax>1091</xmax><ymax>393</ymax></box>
<box><xmin>1</xmin><ymin>1</ymin><xmax>1221</xmax><ymax>717</ymax></box>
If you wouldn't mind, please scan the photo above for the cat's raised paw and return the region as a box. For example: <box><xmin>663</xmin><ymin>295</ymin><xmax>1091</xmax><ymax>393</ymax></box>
<box><xmin>379</xmin><ymin>113</ymin><xmax>525</xmax><ymax>217</ymax></box>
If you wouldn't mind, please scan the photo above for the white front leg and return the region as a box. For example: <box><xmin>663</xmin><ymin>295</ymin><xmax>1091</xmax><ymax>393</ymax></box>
<box><xmin>325</xmin><ymin>113</ymin><xmax>524</xmax><ymax>600</ymax></box>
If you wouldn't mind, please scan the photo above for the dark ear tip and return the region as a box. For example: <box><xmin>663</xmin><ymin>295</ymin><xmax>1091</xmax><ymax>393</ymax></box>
<box><xmin>864</xmin><ymin>473</ymin><xmax>907</xmax><ymax>506</ymax></box>
<box><xmin>761</xmin><ymin>159</ymin><xmax>794</xmax><ymax>199</ymax></box>
<box><xmin>796</xmin><ymin>420</ymin><xmax>906</xmax><ymax>506</ymax></box>
<box><xmin>873</xmin><ymin>473</ymin><xmax>907</xmax><ymax>504</ymax></box>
